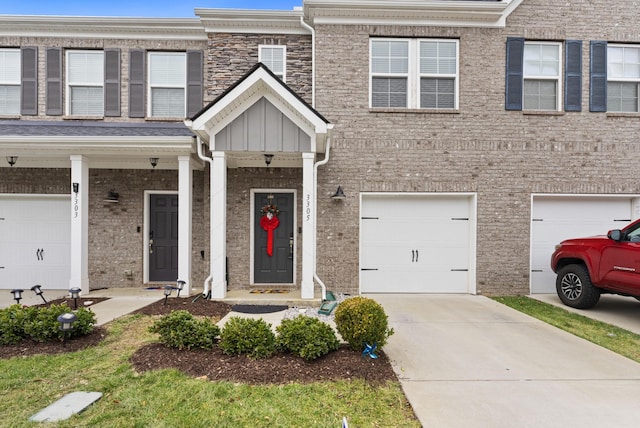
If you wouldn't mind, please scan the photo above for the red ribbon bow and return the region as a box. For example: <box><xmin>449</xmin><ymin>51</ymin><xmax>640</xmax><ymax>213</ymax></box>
<box><xmin>260</xmin><ymin>214</ymin><xmax>280</xmax><ymax>256</ymax></box>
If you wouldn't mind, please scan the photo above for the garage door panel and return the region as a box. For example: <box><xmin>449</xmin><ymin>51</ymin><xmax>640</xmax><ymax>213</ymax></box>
<box><xmin>0</xmin><ymin>196</ymin><xmax>70</xmax><ymax>290</ymax></box>
<box><xmin>530</xmin><ymin>197</ymin><xmax>633</xmax><ymax>294</ymax></box>
<box><xmin>361</xmin><ymin>195</ymin><xmax>473</xmax><ymax>294</ymax></box>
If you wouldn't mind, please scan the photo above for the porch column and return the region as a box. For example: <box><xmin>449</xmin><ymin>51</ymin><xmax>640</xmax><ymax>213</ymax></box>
<box><xmin>177</xmin><ymin>155</ymin><xmax>192</xmax><ymax>297</ymax></box>
<box><xmin>211</xmin><ymin>151</ymin><xmax>227</xmax><ymax>298</ymax></box>
<box><xmin>301</xmin><ymin>152</ymin><xmax>315</xmax><ymax>299</ymax></box>
<box><xmin>69</xmin><ymin>155</ymin><xmax>89</xmax><ymax>294</ymax></box>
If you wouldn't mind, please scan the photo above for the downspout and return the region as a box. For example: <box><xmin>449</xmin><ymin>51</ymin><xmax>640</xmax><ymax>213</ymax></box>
<box><xmin>196</xmin><ymin>135</ymin><xmax>213</xmax><ymax>297</ymax></box>
<box><xmin>300</xmin><ymin>16</ymin><xmax>315</xmax><ymax>107</ymax></box>
<box><xmin>302</xmin><ymin>15</ymin><xmax>329</xmax><ymax>300</ymax></box>
<box><xmin>313</xmin><ymin>135</ymin><xmax>330</xmax><ymax>301</ymax></box>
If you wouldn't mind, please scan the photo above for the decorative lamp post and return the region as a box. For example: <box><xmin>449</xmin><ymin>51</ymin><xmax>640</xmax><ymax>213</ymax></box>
<box><xmin>31</xmin><ymin>285</ymin><xmax>47</xmax><ymax>304</ymax></box>
<box><xmin>176</xmin><ymin>280</ymin><xmax>186</xmax><ymax>297</ymax></box>
<box><xmin>57</xmin><ymin>313</ymin><xmax>77</xmax><ymax>346</ymax></box>
<box><xmin>163</xmin><ymin>285</ymin><xmax>173</xmax><ymax>305</ymax></box>
<box><xmin>10</xmin><ymin>289</ymin><xmax>24</xmax><ymax>304</ymax></box>
<box><xmin>69</xmin><ymin>287</ymin><xmax>81</xmax><ymax>309</ymax></box>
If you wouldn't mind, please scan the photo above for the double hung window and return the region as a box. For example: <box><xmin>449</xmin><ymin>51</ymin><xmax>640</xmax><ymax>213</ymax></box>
<box><xmin>0</xmin><ymin>49</ymin><xmax>21</xmax><ymax>115</ymax></box>
<box><xmin>370</xmin><ymin>38</ymin><xmax>458</xmax><ymax>109</ymax></box>
<box><xmin>67</xmin><ymin>50</ymin><xmax>104</xmax><ymax>116</ymax></box>
<box><xmin>259</xmin><ymin>45</ymin><xmax>286</xmax><ymax>81</ymax></box>
<box><xmin>523</xmin><ymin>42</ymin><xmax>562</xmax><ymax>111</ymax></box>
<box><xmin>148</xmin><ymin>52</ymin><xmax>187</xmax><ymax>117</ymax></box>
<box><xmin>607</xmin><ymin>45</ymin><xmax>640</xmax><ymax>112</ymax></box>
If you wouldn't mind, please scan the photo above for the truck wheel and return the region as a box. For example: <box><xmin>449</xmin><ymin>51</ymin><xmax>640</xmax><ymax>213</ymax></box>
<box><xmin>556</xmin><ymin>264</ymin><xmax>600</xmax><ymax>309</ymax></box>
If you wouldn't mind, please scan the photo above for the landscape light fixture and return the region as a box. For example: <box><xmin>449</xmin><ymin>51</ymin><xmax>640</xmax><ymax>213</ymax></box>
<box><xmin>31</xmin><ymin>285</ymin><xmax>47</xmax><ymax>304</ymax></box>
<box><xmin>264</xmin><ymin>154</ymin><xmax>274</xmax><ymax>166</ymax></box>
<box><xmin>10</xmin><ymin>289</ymin><xmax>24</xmax><ymax>304</ymax></box>
<box><xmin>331</xmin><ymin>185</ymin><xmax>346</xmax><ymax>200</ymax></box>
<box><xmin>163</xmin><ymin>285</ymin><xmax>173</xmax><ymax>305</ymax></box>
<box><xmin>149</xmin><ymin>157</ymin><xmax>158</xmax><ymax>168</ymax></box>
<box><xmin>176</xmin><ymin>280</ymin><xmax>186</xmax><ymax>297</ymax></box>
<box><xmin>57</xmin><ymin>312</ymin><xmax>77</xmax><ymax>346</ymax></box>
<box><xmin>69</xmin><ymin>287</ymin><xmax>81</xmax><ymax>309</ymax></box>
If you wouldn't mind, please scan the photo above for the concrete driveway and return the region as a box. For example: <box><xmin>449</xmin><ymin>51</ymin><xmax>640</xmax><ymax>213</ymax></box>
<box><xmin>370</xmin><ymin>294</ymin><xmax>640</xmax><ymax>428</ymax></box>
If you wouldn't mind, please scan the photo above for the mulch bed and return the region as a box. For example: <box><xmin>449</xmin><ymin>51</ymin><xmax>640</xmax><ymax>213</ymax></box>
<box><xmin>2</xmin><ymin>295</ymin><xmax>398</xmax><ymax>385</ymax></box>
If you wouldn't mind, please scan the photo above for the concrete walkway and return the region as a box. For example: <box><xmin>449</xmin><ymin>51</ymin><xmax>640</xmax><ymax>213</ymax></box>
<box><xmin>370</xmin><ymin>294</ymin><xmax>640</xmax><ymax>428</ymax></box>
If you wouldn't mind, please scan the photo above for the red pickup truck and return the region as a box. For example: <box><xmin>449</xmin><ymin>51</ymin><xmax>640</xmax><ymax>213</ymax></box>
<box><xmin>550</xmin><ymin>218</ymin><xmax>640</xmax><ymax>309</ymax></box>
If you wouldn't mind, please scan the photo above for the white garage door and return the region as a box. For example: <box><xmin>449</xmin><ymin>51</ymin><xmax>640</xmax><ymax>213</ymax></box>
<box><xmin>530</xmin><ymin>196</ymin><xmax>634</xmax><ymax>294</ymax></box>
<box><xmin>360</xmin><ymin>194</ymin><xmax>475</xmax><ymax>293</ymax></box>
<box><xmin>0</xmin><ymin>195</ymin><xmax>71</xmax><ymax>290</ymax></box>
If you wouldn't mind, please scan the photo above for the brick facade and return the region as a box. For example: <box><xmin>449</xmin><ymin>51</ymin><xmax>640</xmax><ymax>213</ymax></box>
<box><xmin>2</xmin><ymin>1</ymin><xmax>640</xmax><ymax>296</ymax></box>
<box><xmin>312</xmin><ymin>0</ymin><xmax>640</xmax><ymax>295</ymax></box>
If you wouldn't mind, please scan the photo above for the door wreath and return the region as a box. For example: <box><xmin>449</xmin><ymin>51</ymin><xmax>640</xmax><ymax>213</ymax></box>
<box><xmin>260</xmin><ymin>204</ymin><xmax>280</xmax><ymax>256</ymax></box>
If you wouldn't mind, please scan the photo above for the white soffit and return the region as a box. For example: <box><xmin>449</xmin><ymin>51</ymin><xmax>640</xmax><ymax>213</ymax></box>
<box><xmin>304</xmin><ymin>0</ymin><xmax>524</xmax><ymax>28</ymax></box>
<box><xmin>195</xmin><ymin>9</ymin><xmax>309</xmax><ymax>35</ymax></box>
<box><xmin>0</xmin><ymin>16</ymin><xmax>206</xmax><ymax>40</ymax></box>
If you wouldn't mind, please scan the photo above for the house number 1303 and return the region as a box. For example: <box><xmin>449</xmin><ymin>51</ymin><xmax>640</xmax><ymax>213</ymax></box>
<box><xmin>73</xmin><ymin>196</ymin><xmax>79</xmax><ymax>218</ymax></box>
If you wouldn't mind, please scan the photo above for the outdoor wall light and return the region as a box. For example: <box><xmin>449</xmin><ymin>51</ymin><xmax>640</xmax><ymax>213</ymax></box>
<box><xmin>10</xmin><ymin>289</ymin><xmax>24</xmax><ymax>304</ymax></box>
<box><xmin>176</xmin><ymin>280</ymin><xmax>186</xmax><ymax>297</ymax></box>
<box><xmin>331</xmin><ymin>185</ymin><xmax>346</xmax><ymax>200</ymax></box>
<box><xmin>57</xmin><ymin>312</ymin><xmax>77</xmax><ymax>346</ymax></box>
<box><xmin>103</xmin><ymin>190</ymin><xmax>119</xmax><ymax>203</ymax></box>
<box><xmin>149</xmin><ymin>157</ymin><xmax>159</xmax><ymax>168</ymax></box>
<box><xmin>6</xmin><ymin>156</ymin><xmax>18</xmax><ymax>167</ymax></box>
<box><xmin>163</xmin><ymin>285</ymin><xmax>173</xmax><ymax>305</ymax></box>
<box><xmin>69</xmin><ymin>287</ymin><xmax>81</xmax><ymax>309</ymax></box>
<box><xmin>264</xmin><ymin>154</ymin><xmax>274</xmax><ymax>166</ymax></box>
<box><xmin>31</xmin><ymin>285</ymin><xmax>47</xmax><ymax>304</ymax></box>
<box><xmin>72</xmin><ymin>182</ymin><xmax>79</xmax><ymax>194</ymax></box>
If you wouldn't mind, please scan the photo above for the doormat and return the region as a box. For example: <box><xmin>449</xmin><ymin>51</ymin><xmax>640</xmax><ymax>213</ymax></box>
<box><xmin>250</xmin><ymin>289</ymin><xmax>290</xmax><ymax>294</ymax></box>
<box><xmin>231</xmin><ymin>304</ymin><xmax>289</xmax><ymax>314</ymax></box>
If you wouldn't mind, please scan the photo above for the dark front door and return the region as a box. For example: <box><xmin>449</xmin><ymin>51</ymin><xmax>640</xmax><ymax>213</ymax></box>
<box><xmin>254</xmin><ymin>192</ymin><xmax>294</xmax><ymax>283</ymax></box>
<box><xmin>149</xmin><ymin>194</ymin><xmax>178</xmax><ymax>282</ymax></box>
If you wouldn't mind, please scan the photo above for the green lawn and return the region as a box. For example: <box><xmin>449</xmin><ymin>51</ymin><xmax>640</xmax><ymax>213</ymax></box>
<box><xmin>493</xmin><ymin>296</ymin><xmax>640</xmax><ymax>364</ymax></box>
<box><xmin>0</xmin><ymin>315</ymin><xmax>419</xmax><ymax>427</ymax></box>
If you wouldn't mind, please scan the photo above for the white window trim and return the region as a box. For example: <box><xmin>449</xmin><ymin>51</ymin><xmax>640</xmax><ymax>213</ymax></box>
<box><xmin>147</xmin><ymin>51</ymin><xmax>187</xmax><ymax>118</ymax></box>
<box><xmin>607</xmin><ymin>43</ymin><xmax>640</xmax><ymax>113</ymax></box>
<box><xmin>369</xmin><ymin>38</ymin><xmax>459</xmax><ymax>110</ymax></box>
<box><xmin>0</xmin><ymin>48</ymin><xmax>21</xmax><ymax>115</ymax></box>
<box><xmin>523</xmin><ymin>41</ymin><xmax>563</xmax><ymax>112</ymax></box>
<box><xmin>65</xmin><ymin>50</ymin><xmax>104</xmax><ymax>117</ymax></box>
<box><xmin>258</xmin><ymin>45</ymin><xmax>287</xmax><ymax>82</ymax></box>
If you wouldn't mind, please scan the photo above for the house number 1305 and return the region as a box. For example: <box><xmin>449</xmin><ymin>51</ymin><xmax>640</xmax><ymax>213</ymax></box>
<box><xmin>305</xmin><ymin>194</ymin><xmax>311</xmax><ymax>221</ymax></box>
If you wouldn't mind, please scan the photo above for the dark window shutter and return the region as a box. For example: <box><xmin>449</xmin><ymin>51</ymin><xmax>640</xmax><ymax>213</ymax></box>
<box><xmin>46</xmin><ymin>47</ymin><xmax>62</xmax><ymax>116</ymax></box>
<box><xmin>590</xmin><ymin>41</ymin><xmax>607</xmax><ymax>112</ymax></box>
<box><xmin>104</xmin><ymin>48</ymin><xmax>120</xmax><ymax>117</ymax></box>
<box><xmin>186</xmin><ymin>50</ymin><xmax>203</xmax><ymax>118</ymax></box>
<box><xmin>21</xmin><ymin>46</ymin><xmax>38</xmax><ymax>115</ymax></box>
<box><xmin>129</xmin><ymin>49</ymin><xmax>145</xmax><ymax>118</ymax></box>
<box><xmin>505</xmin><ymin>37</ymin><xmax>525</xmax><ymax>111</ymax></box>
<box><xmin>564</xmin><ymin>40</ymin><xmax>582</xmax><ymax>112</ymax></box>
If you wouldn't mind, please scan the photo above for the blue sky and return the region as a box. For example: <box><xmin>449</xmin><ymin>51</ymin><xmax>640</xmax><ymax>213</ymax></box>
<box><xmin>0</xmin><ymin>1</ymin><xmax>303</xmax><ymax>17</ymax></box>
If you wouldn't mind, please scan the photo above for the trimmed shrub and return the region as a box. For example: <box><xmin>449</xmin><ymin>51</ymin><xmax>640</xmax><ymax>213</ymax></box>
<box><xmin>0</xmin><ymin>303</ymin><xmax>96</xmax><ymax>343</ymax></box>
<box><xmin>276</xmin><ymin>315</ymin><xmax>339</xmax><ymax>361</ymax></box>
<box><xmin>219</xmin><ymin>317</ymin><xmax>275</xmax><ymax>359</ymax></box>
<box><xmin>0</xmin><ymin>305</ymin><xmax>28</xmax><ymax>345</ymax></box>
<box><xmin>334</xmin><ymin>297</ymin><xmax>394</xmax><ymax>351</ymax></box>
<box><xmin>23</xmin><ymin>304</ymin><xmax>96</xmax><ymax>342</ymax></box>
<box><xmin>149</xmin><ymin>310</ymin><xmax>220</xmax><ymax>350</ymax></box>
